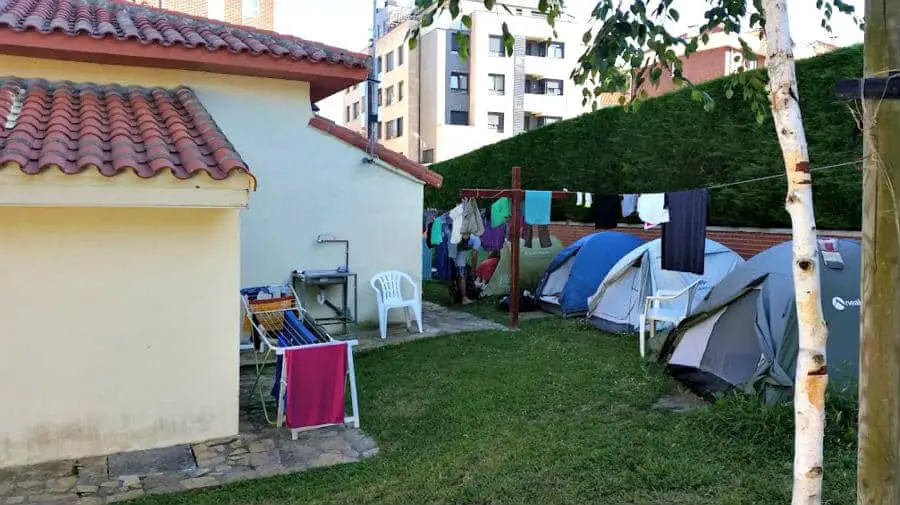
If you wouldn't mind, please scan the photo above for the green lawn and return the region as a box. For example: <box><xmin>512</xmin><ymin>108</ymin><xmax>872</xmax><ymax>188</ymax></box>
<box><xmin>133</xmin><ymin>312</ymin><xmax>857</xmax><ymax>505</ymax></box>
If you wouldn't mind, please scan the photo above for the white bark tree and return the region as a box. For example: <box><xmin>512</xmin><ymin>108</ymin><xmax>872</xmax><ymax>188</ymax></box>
<box><xmin>411</xmin><ymin>0</ymin><xmax>863</xmax><ymax>502</ymax></box>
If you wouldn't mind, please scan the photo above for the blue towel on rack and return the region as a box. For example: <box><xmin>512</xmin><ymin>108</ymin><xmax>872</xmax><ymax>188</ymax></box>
<box><xmin>524</xmin><ymin>191</ymin><xmax>551</xmax><ymax>225</ymax></box>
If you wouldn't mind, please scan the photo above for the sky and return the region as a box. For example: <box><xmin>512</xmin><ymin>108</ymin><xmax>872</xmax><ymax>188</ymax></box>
<box><xmin>276</xmin><ymin>0</ymin><xmax>865</xmax><ymax>121</ymax></box>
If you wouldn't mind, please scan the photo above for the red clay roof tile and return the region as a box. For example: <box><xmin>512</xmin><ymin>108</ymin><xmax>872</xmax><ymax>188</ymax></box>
<box><xmin>0</xmin><ymin>76</ymin><xmax>254</xmax><ymax>186</ymax></box>
<box><xmin>308</xmin><ymin>116</ymin><xmax>443</xmax><ymax>188</ymax></box>
<box><xmin>0</xmin><ymin>0</ymin><xmax>370</xmax><ymax>100</ymax></box>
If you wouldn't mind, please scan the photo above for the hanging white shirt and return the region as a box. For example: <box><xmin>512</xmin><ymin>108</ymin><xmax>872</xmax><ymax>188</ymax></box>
<box><xmin>449</xmin><ymin>204</ymin><xmax>465</xmax><ymax>244</ymax></box>
<box><xmin>637</xmin><ymin>193</ymin><xmax>669</xmax><ymax>229</ymax></box>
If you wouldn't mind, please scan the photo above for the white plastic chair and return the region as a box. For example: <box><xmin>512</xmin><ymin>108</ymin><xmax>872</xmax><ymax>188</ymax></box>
<box><xmin>638</xmin><ymin>280</ymin><xmax>701</xmax><ymax>357</ymax></box>
<box><xmin>370</xmin><ymin>270</ymin><xmax>423</xmax><ymax>340</ymax></box>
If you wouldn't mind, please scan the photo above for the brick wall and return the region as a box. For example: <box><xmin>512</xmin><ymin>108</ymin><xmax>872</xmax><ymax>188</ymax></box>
<box><xmin>548</xmin><ymin>222</ymin><xmax>861</xmax><ymax>259</ymax></box>
<box><xmin>127</xmin><ymin>0</ymin><xmax>275</xmax><ymax>30</ymax></box>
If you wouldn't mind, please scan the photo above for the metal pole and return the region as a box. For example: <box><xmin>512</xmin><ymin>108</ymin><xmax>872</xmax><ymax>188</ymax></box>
<box><xmin>858</xmin><ymin>0</ymin><xmax>900</xmax><ymax>502</ymax></box>
<box><xmin>367</xmin><ymin>0</ymin><xmax>378</xmax><ymax>160</ymax></box>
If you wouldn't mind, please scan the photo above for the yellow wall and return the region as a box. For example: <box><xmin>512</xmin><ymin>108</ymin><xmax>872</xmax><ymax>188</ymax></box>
<box><xmin>0</xmin><ymin>207</ymin><xmax>241</xmax><ymax>467</ymax></box>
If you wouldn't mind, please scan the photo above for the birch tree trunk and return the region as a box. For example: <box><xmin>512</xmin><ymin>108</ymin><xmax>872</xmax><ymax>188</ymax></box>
<box><xmin>761</xmin><ymin>1</ymin><xmax>829</xmax><ymax>504</ymax></box>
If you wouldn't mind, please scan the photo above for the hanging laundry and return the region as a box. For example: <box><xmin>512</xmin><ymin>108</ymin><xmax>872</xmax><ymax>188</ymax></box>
<box><xmin>620</xmin><ymin>194</ymin><xmax>638</xmax><ymax>217</ymax></box>
<box><xmin>576</xmin><ymin>192</ymin><xmax>584</xmax><ymax>206</ymax></box>
<box><xmin>491</xmin><ymin>197</ymin><xmax>511</xmax><ymax>227</ymax></box>
<box><xmin>524</xmin><ymin>191</ymin><xmax>552</xmax><ymax>225</ymax></box>
<box><xmin>583</xmin><ymin>193</ymin><xmax>593</xmax><ymax>208</ymax></box>
<box><xmin>591</xmin><ymin>194</ymin><xmax>622</xmax><ymax>229</ymax></box>
<box><xmin>536</xmin><ymin>225</ymin><xmax>552</xmax><ymax>248</ymax></box>
<box><xmin>449</xmin><ymin>203</ymin><xmax>465</xmax><ymax>244</ymax></box>
<box><xmin>429</xmin><ymin>214</ymin><xmax>444</xmax><ymax>246</ymax></box>
<box><xmin>661</xmin><ymin>189</ymin><xmax>710</xmax><ymax>275</ymax></box>
<box><xmin>423</xmin><ymin>208</ymin><xmax>439</xmax><ymax>229</ymax></box>
<box><xmin>480</xmin><ymin>215</ymin><xmax>507</xmax><ymax>251</ymax></box>
<box><xmin>283</xmin><ymin>344</ymin><xmax>348</xmax><ymax>429</ymax></box>
<box><xmin>523</xmin><ymin>222</ymin><xmax>534</xmax><ymax>248</ymax></box>
<box><xmin>461</xmin><ymin>198</ymin><xmax>485</xmax><ymax>236</ymax></box>
<box><xmin>637</xmin><ymin>193</ymin><xmax>669</xmax><ymax>229</ymax></box>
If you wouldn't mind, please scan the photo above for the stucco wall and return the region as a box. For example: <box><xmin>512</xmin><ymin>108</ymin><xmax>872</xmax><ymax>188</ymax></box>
<box><xmin>0</xmin><ymin>55</ymin><xmax>425</xmax><ymax>325</ymax></box>
<box><xmin>0</xmin><ymin>207</ymin><xmax>240</xmax><ymax>467</ymax></box>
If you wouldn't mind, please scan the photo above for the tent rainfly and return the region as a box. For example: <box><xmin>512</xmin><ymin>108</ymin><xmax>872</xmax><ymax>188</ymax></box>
<box><xmin>656</xmin><ymin>238</ymin><xmax>861</xmax><ymax>404</ymax></box>
<box><xmin>536</xmin><ymin>231</ymin><xmax>645</xmax><ymax>317</ymax></box>
<box><xmin>480</xmin><ymin>236</ymin><xmax>563</xmax><ymax>297</ymax></box>
<box><xmin>586</xmin><ymin>239</ymin><xmax>744</xmax><ymax>333</ymax></box>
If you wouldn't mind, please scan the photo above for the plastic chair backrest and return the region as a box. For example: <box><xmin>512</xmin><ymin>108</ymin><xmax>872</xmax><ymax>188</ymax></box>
<box><xmin>371</xmin><ymin>271</ymin><xmax>412</xmax><ymax>304</ymax></box>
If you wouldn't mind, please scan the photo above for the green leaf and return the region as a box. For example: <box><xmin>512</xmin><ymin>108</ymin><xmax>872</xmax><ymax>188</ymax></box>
<box><xmin>669</xmin><ymin>8</ymin><xmax>679</xmax><ymax>22</ymax></box>
<box><xmin>725</xmin><ymin>88</ymin><xmax>734</xmax><ymax>99</ymax></box>
<box><xmin>484</xmin><ymin>0</ymin><xmax>495</xmax><ymax>9</ymax></box>
<box><xmin>582</xmin><ymin>29</ymin><xmax>592</xmax><ymax>44</ymax></box>
<box><xmin>449</xmin><ymin>0</ymin><xmax>459</xmax><ymax>18</ymax></box>
<box><xmin>691</xmin><ymin>89</ymin><xmax>702</xmax><ymax>102</ymax></box>
<box><xmin>538</xmin><ymin>0</ymin><xmax>548</xmax><ymax>12</ymax></box>
<box><xmin>461</xmin><ymin>14</ymin><xmax>472</xmax><ymax>28</ymax></box>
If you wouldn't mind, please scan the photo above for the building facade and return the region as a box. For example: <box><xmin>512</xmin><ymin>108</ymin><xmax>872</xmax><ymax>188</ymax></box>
<box><xmin>341</xmin><ymin>0</ymin><xmax>588</xmax><ymax>164</ymax></box>
<box><xmin>126</xmin><ymin>0</ymin><xmax>274</xmax><ymax>30</ymax></box>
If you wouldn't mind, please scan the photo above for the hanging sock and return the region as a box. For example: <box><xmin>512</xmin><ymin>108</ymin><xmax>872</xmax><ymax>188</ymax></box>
<box><xmin>523</xmin><ymin>222</ymin><xmax>534</xmax><ymax>248</ymax></box>
<box><xmin>637</xmin><ymin>193</ymin><xmax>669</xmax><ymax>229</ymax></box>
<box><xmin>576</xmin><ymin>192</ymin><xmax>584</xmax><ymax>206</ymax></box>
<box><xmin>661</xmin><ymin>189</ymin><xmax>709</xmax><ymax>275</ymax></box>
<box><xmin>583</xmin><ymin>193</ymin><xmax>593</xmax><ymax>208</ymax></box>
<box><xmin>524</xmin><ymin>191</ymin><xmax>552</xmax><ymax>225</ymax></box>
<box><xmin>621</xmin><ymin>194</ymin><xmax>638</xmax><ymax>217</ymax></box>
<box><xmin>536</xmin><ymin>225</ymin><xmax>552</xmax><ymax>248</ymax></box>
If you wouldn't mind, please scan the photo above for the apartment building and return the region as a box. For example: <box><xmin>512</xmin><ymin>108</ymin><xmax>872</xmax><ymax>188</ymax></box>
<box><xmin>341</xmin><ymin>0</ymin><xmax>588</xmax><ymax>164</ymax></box>
<box><xmin>126</xmin><ymin>0</ymin><xmax>274</xmax><ymax>30</ymax></box>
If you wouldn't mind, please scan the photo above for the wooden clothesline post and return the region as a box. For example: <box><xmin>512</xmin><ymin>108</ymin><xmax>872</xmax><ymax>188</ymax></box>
<box><xmin>461</xmin><ymin>166</ymin><xmax>570</xmax><ymax>329</ymax></box>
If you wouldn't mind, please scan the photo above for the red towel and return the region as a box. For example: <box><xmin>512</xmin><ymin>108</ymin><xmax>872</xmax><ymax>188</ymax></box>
<box><xmin>284</xmin><ymin>343</ymin><xmax>348</xmax><ymax>429</ymax></box>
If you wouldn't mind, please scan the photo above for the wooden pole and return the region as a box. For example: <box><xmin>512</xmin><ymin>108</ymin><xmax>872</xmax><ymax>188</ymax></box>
<box><xmin>858</xmin><ymin>1</ymin><xmax>900</xmax><ymax>502</ymax></box>
<box><xmin>509</xmin><ymin>166</ymin><xmax>522</xmax><ymax>329</ymax></box>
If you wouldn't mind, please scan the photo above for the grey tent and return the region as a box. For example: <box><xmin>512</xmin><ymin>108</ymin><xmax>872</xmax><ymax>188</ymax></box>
<box><xmin>657</xmin><ymin>238</ymin><xmax>861</xmax><ymax>404</ymax></box>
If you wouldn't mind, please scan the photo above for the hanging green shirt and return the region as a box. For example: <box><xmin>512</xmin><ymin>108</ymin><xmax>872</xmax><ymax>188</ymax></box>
<box><xmin>491</xmin><ymin>197</ymin><xmax>512</xmax><ymax>227</ymax></box>
<box><xmin>430</xmin><ymin>215</ymin><xmax>444</xmax><ymax>245</ymax></box>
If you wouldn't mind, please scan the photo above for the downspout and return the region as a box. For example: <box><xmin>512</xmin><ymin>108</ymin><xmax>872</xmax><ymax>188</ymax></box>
<box><xmin>417</xmin><ymin>33</ymin><xmax>422</xmax><ymax>162</ymax></box>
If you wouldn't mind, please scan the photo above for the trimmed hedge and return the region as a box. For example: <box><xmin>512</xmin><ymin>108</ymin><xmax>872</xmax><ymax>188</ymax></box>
<box><xmin>425</xmin><ymin>45</ymin><xmax>864</xmax><ymax>230</ymax></box>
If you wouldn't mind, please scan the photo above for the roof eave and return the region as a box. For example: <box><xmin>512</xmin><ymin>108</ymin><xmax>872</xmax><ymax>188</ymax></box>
<box><xmin>0</xmin><ymin>31</ymin><xmax>369</xmax><ymax>100</ymax></box>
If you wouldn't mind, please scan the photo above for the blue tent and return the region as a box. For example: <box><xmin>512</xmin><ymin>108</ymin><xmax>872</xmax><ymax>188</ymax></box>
<box><xmin>536</xmin><ymin>231</ymin><xmax>645</xmax><ymax>317</ymax></box>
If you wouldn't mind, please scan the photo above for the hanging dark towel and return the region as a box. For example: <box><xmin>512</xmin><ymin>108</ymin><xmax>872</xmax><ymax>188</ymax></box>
<box><xmin>536</xmin><ymin>225</ymin><xmax>552</xmax><ymax>248</ymax></box>
<box><xmin>592</xmin><ymin>194</ymin><xmax>622</xmax><ymax>229</ymax></box>
<box><xmin>523</xmin><ymin>223</ymin><xmax>534</xmax><ymax>248</ymax></box>
<box><xmin>661</xmin><ymin>189</ymin><xmax>710</xmax><ymax>275</ymax></box>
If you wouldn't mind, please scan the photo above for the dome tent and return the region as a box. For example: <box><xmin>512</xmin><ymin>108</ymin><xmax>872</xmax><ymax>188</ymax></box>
<box><xmin>586</xmin><ymin>239</ymin><xmax>744</xmax><ymax>333</ymax></box>
<box><xmin>657</xmin><ymin>238</ymin><xmax>861</xmax><ymax>404</ymax></box>
<box><xmin>536</xmin><ymin>232</ymin><xmax>645</xmax><ymax>318</ymax></box>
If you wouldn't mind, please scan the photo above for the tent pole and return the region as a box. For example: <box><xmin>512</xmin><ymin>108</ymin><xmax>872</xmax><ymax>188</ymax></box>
<box><xmin>509</xmin><ymin>166</ymin><xmax>521</xmax><ymax>329</ymax></box>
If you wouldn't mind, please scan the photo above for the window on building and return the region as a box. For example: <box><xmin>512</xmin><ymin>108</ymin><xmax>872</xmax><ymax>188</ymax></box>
<box><xmin>377</xmin><ymin>121</ymin><xmax>383</xmax><ymax>139</ymax></box>
<box><xmin>548</xmin><ymin>42</ymin><xmax>565</xmax><ymax>59</ymax></box>
<box><xmin>487</xmin><ymin>112</ymin><xmax>505</xmax><ymax>133</ymax></box>
<box><xmin>361</xmin><ymin>99</ymin><xmax>366</xmax><ymax>114</ymax></box>
<box><xmin>542</xmin><ymin>116</ymin><xmax>562</xmax><ymax>125</ymax></box>
<box><xmin>525</xmin><ymin>77</ymin><xmax>545</xmax><ymax>94</ymax></box>
<box><xmin>449</xmin><ymin>72</ymin><xmax>469</xmax><ymax>92</ymax></box>
<box><xmin>242</xmin><ymin>0</ymin><xmax>259</xmax><ymax>17</ymax></box>
<box><xmin>396</xmin><ymin>117</ymin><xmax>404</xmax><ymax>137</ymax></box>
<box><xmin>450</xmin><ymin>31</ymin><xmax>469</xmax><ymax>54</ymax></box>
<box><xmin>488</xmin><ymin>73</ymin><xmax>505</xmax><ymax>95</ymax></box>
<box><xmin>421</xmin><ymin>149</ymin><xmax>435</xmax><ymax>164</ymax></box>
<box><xmin>345</xmin><ymin>106</ymin><xmax>351</xmax><ymax>123</ymax></box>
<box><xmin>546</xmin><ymin>79</ymin><xmax>564</xmax><ymax>96</ymax></box>
<box><xmin>352</xmin><ymin>101</ymin><xmax>360</xmax><ymax>120</ymax></box>
<box><xmin>378</xmin><ymin>88</ymin><xmax>383</xmax><ymax>106</ymax></box>
<box><xmin>376</xmin><ymin>56</ymin><xmax>383</xmax><ymax>74</ymax></box>
<box><xmin>398</xmin><ymin>45</ymin><xmax>405</xmax><ymax>65</ymax></box>
<box><xmin>385</xmin><ymin>117</ymin><xmax>404</xmax><ymax>139</ymax></box>
<box><xmin>398</xmin><ymin>81</ymin><xmax>404</xmax><ymax>101</ymax></box>
<box><xmin>386</xmin><ymin>85</ymin><xmax>395</xmax><ymax>105</ymax></box>
<box><xmin>386</xmin><ymin>120</ymin><xmax>395</xmax><ymax>139</ymax></box>
<box><xmin>385</xmin><ymin>51</ymin><xmax>395</xmax><ymax>72</ymax></box>
<box><xmin>488</xmin><ymin>35</ymin><xmax>505</xmax><ymax>57</ymax></box>
<box><xmin>448</xmin><ymin>110</ymin><xmax>469</xmax><ymax>125</ymax></box>
<box><xmin>525</xmin><ymin>40</ymin><xmax>546</xmax><ymax>57</ymax></box>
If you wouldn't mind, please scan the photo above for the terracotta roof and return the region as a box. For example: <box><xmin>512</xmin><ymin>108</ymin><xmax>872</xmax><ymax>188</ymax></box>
<box><xmin>308</xmin><ymin>116</ymin><xmax>443</xmax><ymax>188</ymax></box>
<box><xmin>0</xmin><ymin>76</ymin><xmax>254</xmax><ymax>186</ymax></box>
<box><xmin>0</xmin><ymin>0</ymin><xmax>370</xmax><ymax>100</ymax></box>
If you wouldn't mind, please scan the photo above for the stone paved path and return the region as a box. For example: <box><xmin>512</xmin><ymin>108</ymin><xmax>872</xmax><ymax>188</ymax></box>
<box><xmin>353</xmin><ymin>301</ymin><xmax>508</xmax><ymax>352</ymax></box>
<box><xmin>0</xmin><ymin>368</ymin><xmax>377</xmax><ymax>505</ymax></box>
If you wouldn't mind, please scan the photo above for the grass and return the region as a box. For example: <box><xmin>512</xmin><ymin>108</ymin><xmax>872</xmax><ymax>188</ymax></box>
<box><xmin>133</xmin><ymin>314</ymin><xmax>858</xmax><ymax>505</ymax></box>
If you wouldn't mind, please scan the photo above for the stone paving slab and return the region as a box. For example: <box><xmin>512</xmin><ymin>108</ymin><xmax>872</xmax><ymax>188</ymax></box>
<box><xmin>107</xmin><ymin>446</ymin><xmax>195</xmax><ymax>477</ymax></box>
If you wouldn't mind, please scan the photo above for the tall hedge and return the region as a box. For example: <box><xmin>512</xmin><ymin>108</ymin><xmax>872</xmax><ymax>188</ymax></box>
<box><xmin>425</xmin><ymin>46</ymin><xmax>864</xmax><ymax>230</ymax></box>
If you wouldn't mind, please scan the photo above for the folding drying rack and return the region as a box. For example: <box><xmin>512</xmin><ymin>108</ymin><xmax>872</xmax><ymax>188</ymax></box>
<box><xmin>241</xmin><ymin>284</ymin><xmax>359</xmax><ymax>438</ymax></box>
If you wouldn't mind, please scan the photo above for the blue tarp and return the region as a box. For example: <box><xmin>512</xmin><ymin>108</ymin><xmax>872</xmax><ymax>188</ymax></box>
<box><xmin>537</xmin><ymin>231</ymin><xmax>645</xmax><ymax>316</ymax></box>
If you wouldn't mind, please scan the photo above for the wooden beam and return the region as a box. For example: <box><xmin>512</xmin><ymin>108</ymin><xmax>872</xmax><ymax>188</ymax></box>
<box><xmin>835</xmin><ymin>75</ymin><xmax>900</xmax><ymax>101</ymax></box>
<box><xmin>858</xmin><ymin>0</ymin><xmax>900</xmax><ymax>502</ymax></box>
